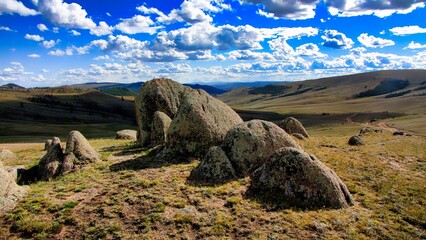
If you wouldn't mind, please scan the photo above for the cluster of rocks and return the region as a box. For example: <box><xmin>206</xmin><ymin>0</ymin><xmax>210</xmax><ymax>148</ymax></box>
<box><xmin>0</xmin><ymin>149</ymin><xmax>28</xmax><ymax>212</ymax></box>
<box><xmin>38</xmin><ymin>131</ymin><xmax>100</xmax><ymax>181</ymax></box>
<box><xmin>135</xmin><ymin>78</ymin><xmax>243</xmax><ymax>159</ymax></box>
<box><xmin>137</xmin><ymin>78</ymin><xmax>353</xmax><ymax>209</ymax></box>
<box><xmin>349</xmin><ymin>127</ymin><xmax>384</xmax><ymax>146</ymax></box>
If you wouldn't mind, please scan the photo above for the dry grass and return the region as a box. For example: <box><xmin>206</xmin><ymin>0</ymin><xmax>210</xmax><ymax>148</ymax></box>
<box><xmin>0</xmin><ymin>125</ymin><xmax>425</xmax><ymax>239</ymax></box>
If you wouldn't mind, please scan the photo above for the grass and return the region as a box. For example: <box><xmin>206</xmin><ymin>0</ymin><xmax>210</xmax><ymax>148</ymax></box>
<box><xmin>0</xmin><ymin>125</ymin><xmax>425</xmax><ymax>239</ymax></box>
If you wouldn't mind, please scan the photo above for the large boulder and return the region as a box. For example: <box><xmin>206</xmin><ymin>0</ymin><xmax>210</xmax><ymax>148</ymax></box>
<box><xmin>62</xmin><ymin>131</ymin><xmax>100</xmax><ymax>173</ymax></box>
<box><xmin>222</xmin><ymin>120</ymin><xmax>300</xmax><ymax>177</ymax></box>
<box><xmin>151</xmin><ymin>111</ymin><xmax>172</xmax><ymax>145</ymax></box>
<box><xmin>278</xmin><ymin>117</ymin><xmax>309</xmax><ymax>139</ymax></box>
<box><xmin>116</xmin><ymin>129</ymin><xmax>137</xmax><ymax>141</ymax></box>
<box><xmin>0</xmin><ymin>161</ymin><xmax>29</xmax><ymax>212</ymax></box>
<box><xmin>348</xmin><ymin>135</ymin><xmax>364</xmax><ymax>146</ymax></box>
<box><xmin>250</xmin><ymin>147</ymin><xmax>354</xmax><ymax>209</ymax></box>
<box><xmin>135</xmin><ymin>78</ymin><xmax>188</xmax><ymax>146</ymax></box>
<box><xmin>0</xmin><ymin>149</ymin><xmax>16</xmax><ymax>162</ymax></box>
<box><xmin>38</xmin><ymin>139</ymin><xmax>64</xmax><ymax>181</ymax></box>
<box><xmin>167</xmin><ymin>89</ymin><xmax>243</xmax><ymax>158</ymax></box>
<box><xmin>188</xmin><ymin>146</ymin><xmax>236</xmax><ymax>185</ymax></box>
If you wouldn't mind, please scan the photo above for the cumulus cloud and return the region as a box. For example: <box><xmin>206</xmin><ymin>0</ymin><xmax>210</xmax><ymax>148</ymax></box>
<box><xmin>37</xmin><ymin>0</ymin><xmax>113</xmax><ymax>36</ymax></box>
<box><xmin>156</xmin><ymin>63</ymin><xmax>192</xmax><ymax>73</ymax></box>
<box><xmin>37</xmin><ymin>0</ymin><xmax>96</xmax><ymax>28</ymax></box>
<box><xmin>0</xmin><ymin>0</ymin><xmax>38</xmax><ymax>16</ymax></box>
<box><xmin>42</xmin><ymin>39</ymin><xmax>60</xmax><ymax>48</ymax></box>
<box><xmin>25</xmin><ymin>34</ymin><xmax>44</xmax><ymax>41</ymax></box>
<box><xmin>390</xmin><ymin>25</ymin><xmax>426</xmax><ymax>35</ymax></box>
<box><xmin>89</xmin><ymin>21</ymin><xmax>113</xmax><ymax>36</ymax></box>
<box><xmin>48</xmin><ymin>48</ymin><xmax>73</xmax><ymax>56</ymax></box>
<box><xmin>37</xmin><ymin>23</ymin><xmax>48</xmax><ymax>31</ymax></box>
<box><xmin>357</xmin><ymin>33</ymin><xmax>395</xmax><ymax>48</ymax></box>
<box><xmin>328</xmin><ymin>1</ymin><xmax>425</xmax><ymax>18</ymax></box>
<box><xmin>404</xmin><ymin>41</ymin><xmax>426</xmax><ymax>49</ymax></box>
<box><xmin>0</xmin><ymin>26</ymin><xmax>15</xmax><ymax>31</ymax></box>
<box><xmin>321</xmin><ymin>30</ymin><xmax>354</xmax><ymax>49</ymax></box>
<box><xmin>115</xmin><ymin>15</ymin><xmax>160</xmax><ymax>35</ymax></box>
<box><xmin>31</xmin><ymin>74</ymin><xmax>45</xmax><ymax>81</ymax></box>
<box><xmin>0</xmin><ymin>62</ymin><xmax>34</xmax><ymax>82</ymax></box>
<box><xmin>93</xmin><ymin>55</ymin><xmax>110</xmax><ymax>61</ymax></box>
<box><xmin>28</xmin><ymin>54</ymin><xmax>40</xmax><ymax>58</ymax></box>
<box><xmin>157</xmin><ymin>0</ymin><xmax>231</xmax><ymax>24</ymax></box>
<box><xmin>295</xmin><ymin>43</ymin><xmax>327</xmax><ymax>58</ymax></box>
<box><xmin>242</xmin><ymin>0</ymin><xmax>318</xmax><ymax>20</ymax></box>
<box><xmin>69</xmin><ymin>30</ymin><xmax>81</xmax><ymax>36</ymax></box>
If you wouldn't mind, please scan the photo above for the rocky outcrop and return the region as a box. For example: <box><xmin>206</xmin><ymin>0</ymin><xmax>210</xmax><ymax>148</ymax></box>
<box><xmin>116</xmin><ymin>130</ymin><xmax>138</xmax><ymax>141</ymax></box>
<box><xmin>222</xmin><ymin>120</ymin><xmax>300</xmax><ymax>177</ymax></box>
<box><xmin>0</xmin><ymin>161</ymin><xmax>29</xmax><ymax>212</ymax></box>
<box><xmin>136</xmin><ymin>78</ymin><xmax>243</xmax><ymax>160</ymax></box>
<box><xmin>35</xmin><ymin>131</ymin><xmax>100</xmax><ymax>180</ymax></box>
<box><xmin>188</xmin><ymin>146</ymin><xmax>236</xmax><ymax>185</ymax></box>
<box><xmin>359</xmin><ymin>127</ymin><xmax>382</xmax><ymax>135</ymax></box>
<box><xmin>167</xmin><ymin>89</ymin><xmax>243</xmax><ymax>158</ymax></box>
<box><xmin>38</xmin><ymin>139</ymin><xmax>64</xmax><ymax>181</ymax></box>
<box><xmin>250</xmin><ymin>147</ymin><xmax>354</xmax><ymax>209</ymax></box>
<box><xmin>61</xmin><ymin>131</ymin><xmax>100</xmax><ymax>174</ymax></box>
<box><xmin>135</xmin><ymin>78</ymin><xmax>188</xmax><ymax>146</ymax></box>
<box><xmin>151</xmin><ymin>111</ymin><xmax>172</xmax><ymax>145</ymax></box>
<box><xmin>278</xmin><ymin>117</ymin><xmax>309</xmax><ymax>139</ymax></box>
<box><xmin>348</xmin><ymin>135</ymin><xmax>364</xmax><ymax>146</ymax></box>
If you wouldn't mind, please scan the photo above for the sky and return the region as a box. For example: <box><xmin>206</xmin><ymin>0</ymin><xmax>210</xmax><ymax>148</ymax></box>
<box><xmin>0</xmin><ymin>0</ymin><xmax>425</xmax><ymax>87</ymax></box>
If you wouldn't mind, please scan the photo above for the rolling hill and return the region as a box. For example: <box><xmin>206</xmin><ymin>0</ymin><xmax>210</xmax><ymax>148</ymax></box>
<box><xmin>219</xmin><ymin>69</ymin><xmax>426</xmax><ymax>134</ymax></box>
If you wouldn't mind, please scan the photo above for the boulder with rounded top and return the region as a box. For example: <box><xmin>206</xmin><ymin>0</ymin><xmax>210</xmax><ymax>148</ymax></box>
<box><xmin>222</xmin><ymin>120</ymin><xmax>301</xmax><ymax>177</ymax></box>
<box><xmin>166</xmin><ymin>89</ymin><xmax>243</xmax><ymax>158</ymax></box>
<box><xmin>278</xmin><ymin>117</ymin><xmax>310</xmax><ymax>139</ymax></box>
<box><xmin>250</xmin><ymin>147</ymin><xmax>354</xmax><ymax>209</ymax></box>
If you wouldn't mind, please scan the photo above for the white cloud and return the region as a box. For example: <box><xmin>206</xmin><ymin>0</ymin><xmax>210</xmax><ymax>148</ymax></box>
<box><xmin>357</xmin><ymin>33</ymin><xmax>395</xmax><ymax>48</ymax></box>
<box><xmin>31</xmin><ymin>74</ymin><xmax>45</xmax><ymax>81</ymax></box>
<box><xmin>37</xmin><ymin>0</ymin><xmax>96</xmax><ymax>28</ymax></box>
<box><xmin>0</xmin><ymin>0</ymin><xmax>38</xmax><ymax>16</ymax></box>
<box><xmin>25</xmin><ymin>34</ymin><xmax>44</xmax><ymax>41</ymax></box>
<box><xmin>328</xmin><ymin>1</ymin><xmax>425</xmax><ymax>18</ymax></box>
<box><xmin>28</xmin><ymin>54</ymin><xmax>40</xmax><ymax>58</ymax></box>
<box><xmin>295</xmin><ymin>43</ymin><xmax>327</xmax><ymax>58</ymax></box>
<box><xmin>115</xmin><ymin>15</ymin><xmax>160</xmax><ymax>35</ymax></box>
<box><xmin>0</xmin><ymin>62</ymin><xmax>34</xmax><ymax>82</ymax></box>
<box><xmin>42</xmin><ymin>39</ymin><xmax>60</xmax><ymax>48</ymax></box>
<box><xmin>48</xmin><ymin>48</ymin><xmax>72</xmax><ymax>56</ymax></box>
<box><xmin>89</xmin><ymin>21</ymin><xmax>113</xmax><ymax>36</ymax></box>
<box><xmin>321</xmin><ymin>30</ymin><xmax>354</xmax><ymax>49</ymax></box>
<box><xmin>241</xmin><ymin>0</ymin><xmax>318</xmax><ymax>20</ymax></box>
<box><xmin>37</xmin><ymin>0</ymin><xmax>113</xmax><ymax>36</ymax></box>
<box><xmin>0</xmin><ymin>26</ymin><xmax>14</xmax><ymax>31</ymax></box>
<box><xmin>228</xmin><ymin>50</ymin><xmax>275</xmax><ymax>61</ymax></box>
<box><xmin>156</xmin><ymin>63</ymin><xmax>192</xmax><ymax>73</ymax></box>
<box><xmin>390</xmin><ymin>25</ymin><xmax>426</xmax><ymax>36</ymax></box>
<box><xmin>404</xmin><ymin>41</ymin><xmax>426</xmax><ymax>49</ymax></box>
<box><xmin>157</xmin><ymin>0</ymin><xmax>231</xmax><ymax>24</ymax></box>
<box><xmin>37</xmin><ymin>23</ymin><xmax>48</xmax><ymax>31</ymax></box>
<box><xmin>136</xmin><ymin>5</ymin><xmax>165</xmax><ymax>16</ymax></box>
<box><xmin>69</xmin><ymin>30</ymin><xmax>81</xmax><ymax>36</ymax></box>
<box><xmin>93</xmin><ymin>55</ymin><xmax>110</xmax><ymax>61</ymax></box>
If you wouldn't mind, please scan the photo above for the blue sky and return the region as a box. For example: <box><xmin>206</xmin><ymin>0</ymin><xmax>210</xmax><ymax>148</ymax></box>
<box><xmin>0</xmin><ymin>0</ymin><xmax>425</xmax><ymax>87</ymax></box>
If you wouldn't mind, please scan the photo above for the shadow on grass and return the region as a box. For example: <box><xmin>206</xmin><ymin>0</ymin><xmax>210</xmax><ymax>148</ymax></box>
<box><xmin>108</xmin><ymin>145</ymin><xmax>193</xmax><ymax>172</ymax></box>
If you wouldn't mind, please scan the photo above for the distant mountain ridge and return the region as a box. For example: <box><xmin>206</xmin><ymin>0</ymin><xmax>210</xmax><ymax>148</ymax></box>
<box><xmin>0</xmin><ymin>83</ymin><xmax>25</xmax><ymax>89</ymax></box>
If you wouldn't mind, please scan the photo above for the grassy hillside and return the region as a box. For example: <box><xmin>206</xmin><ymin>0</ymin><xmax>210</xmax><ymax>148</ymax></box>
<box><xmin>220</xmin><ymin>70</ymin><xmax>426</xmax><ymax>134</ymax></box>
<box><xmin>0</xmin><ymin>88</ymin><xmax>136</xmax><ymax>143</ymax></box>
<box><xmin>0</xmin><ymin>125</ymin><xmax>425</xmax><ymax>239</ymax></box>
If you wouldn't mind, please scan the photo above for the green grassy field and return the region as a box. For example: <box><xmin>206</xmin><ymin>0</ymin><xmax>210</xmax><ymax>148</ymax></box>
<box><xmin>0</xmin><ymin>124</ymin><xmax>425</xmax><ymax>239</ymax></box>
